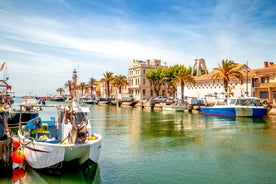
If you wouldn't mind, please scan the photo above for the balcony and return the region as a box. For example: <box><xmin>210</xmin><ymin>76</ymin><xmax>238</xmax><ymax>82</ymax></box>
<box><xmin>259</xmin><ymin>82</ymin><xmax>276</xmax><ymax>87</ymax></box>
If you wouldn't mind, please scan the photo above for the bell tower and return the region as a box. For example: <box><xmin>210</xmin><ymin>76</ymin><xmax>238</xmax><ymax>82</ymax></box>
<box><xmin>192</xmin><ymin>57</ymin><xmax>208</xmax><ymax>76</ymax></box>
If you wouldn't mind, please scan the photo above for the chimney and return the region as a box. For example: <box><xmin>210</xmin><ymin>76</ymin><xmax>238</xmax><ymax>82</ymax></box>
<box><xmin>264</xmin><ymin>61</ymin><xmax>268</xmax><ymax>68</ymax></box>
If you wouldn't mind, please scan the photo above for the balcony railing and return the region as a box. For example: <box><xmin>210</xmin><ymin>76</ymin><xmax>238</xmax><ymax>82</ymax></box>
<box><xmin>257</xmin><ymin>82</ymin><xmax>276</xmax><ymax>87</ymax></box>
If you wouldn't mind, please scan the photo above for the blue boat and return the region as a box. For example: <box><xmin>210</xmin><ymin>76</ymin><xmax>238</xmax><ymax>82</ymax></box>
<box><xmin>200</xmin><ymin>96</ymin><xmax>268</xmax><ymax>118</ymax></box>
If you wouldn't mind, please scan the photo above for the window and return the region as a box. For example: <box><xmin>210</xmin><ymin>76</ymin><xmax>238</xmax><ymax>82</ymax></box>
<box><xmin>261</xmin><ymin>77</ymin><xmax>269</xmax><ymax>83</ymax></box>
<box><xmin>260</xmin><ymin>91</ymin><xmax>269</xmax><ymax>98</ymax></box>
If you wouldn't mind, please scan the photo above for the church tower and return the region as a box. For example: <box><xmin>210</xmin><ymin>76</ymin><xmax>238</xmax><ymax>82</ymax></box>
<box><xmin>192</xmin><ymin>58</ymin><xmax>208</xmax><ymax>76</ymax></box>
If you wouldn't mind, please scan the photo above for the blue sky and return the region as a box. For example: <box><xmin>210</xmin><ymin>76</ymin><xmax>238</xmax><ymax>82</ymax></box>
<box><xmin>1</xmin><ymin>0</ymin><xmax>276</xmax><ymax>96</ymax></box>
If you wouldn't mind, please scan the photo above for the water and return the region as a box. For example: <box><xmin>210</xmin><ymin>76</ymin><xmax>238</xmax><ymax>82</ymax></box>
<box><xmin>2</xmin><ymin>98</ymin><xmax>276</xmax><ymax>183</ymax></box>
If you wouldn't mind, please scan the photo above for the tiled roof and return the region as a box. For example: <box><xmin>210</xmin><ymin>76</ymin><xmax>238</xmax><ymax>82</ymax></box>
<box><xmin>194</xmin><ymin>62</ymin><xmax>276</xmax><ymax>82</ymax></box>
<box><xmin>251</xmin><ymin>64</ymin><xmax>276</xmax><ymax>75</ymax></box>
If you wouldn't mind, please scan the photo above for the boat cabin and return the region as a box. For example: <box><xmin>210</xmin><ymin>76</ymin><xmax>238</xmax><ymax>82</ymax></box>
<box><xmin>227</xmin><ymin>97</ymin><xmax>262</xmax><ymax>106</ymax></box>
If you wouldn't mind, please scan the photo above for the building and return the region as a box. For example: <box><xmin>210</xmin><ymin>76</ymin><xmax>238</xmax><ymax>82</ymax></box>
<box><xmin>128</xmin><ymin>59</ymin><xmax>168</xmax><ymax>100</ymax></box>
<box><xmin>182</xmin><ymin>60</ymin><xmax>276</xmax><ymax>105</ymax></box>
<box><xmin>252</xmin><ymin>61</ymin><xmax>276</xmax><ymax>104</ymax></box>
<box><xmin>183</xmin><ymin>63</ymin><xmax>251</xmax><ymax>101</ymax></box>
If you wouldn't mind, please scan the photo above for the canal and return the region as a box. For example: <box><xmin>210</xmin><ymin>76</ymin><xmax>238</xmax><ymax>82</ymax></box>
<box><xmin>3</xmin><ymin>99</ymin><xmax>276</xmax><ymax>184</ymax></box>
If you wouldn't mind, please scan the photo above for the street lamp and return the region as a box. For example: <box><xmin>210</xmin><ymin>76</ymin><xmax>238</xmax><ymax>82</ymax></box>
<box><xmin>243</xmin><ymin>61</ymin><xmax>250</xmax><ymax>96</ymax></box>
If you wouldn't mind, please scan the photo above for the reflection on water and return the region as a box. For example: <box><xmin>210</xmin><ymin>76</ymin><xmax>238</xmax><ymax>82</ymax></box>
<box><xmin>0</xmin><ymin>161</ymin><xmax>100</xmax><ymax>184</ymax></box>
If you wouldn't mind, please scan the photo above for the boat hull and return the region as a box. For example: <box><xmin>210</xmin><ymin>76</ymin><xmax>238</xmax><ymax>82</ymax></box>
<box><xmin>161</xmin><ymin>103</ymin><xmax>186</xmax><ymax>112</ymax></box>
<box><xmin>200</xmin><ymin>106</ymin><xmax>267</xmax><ymax>118</ymax></box>
<box><xmin>121</xmin><ymin>100</ymin><xmax>139</xmax><ymax>107</ymax></box>
<box><xmin>18</xmin><ymin>132</ymin><xmax>102</xmax><ymax>169</ymax></box>
<box><xmin>162</xmin><ymin>106</ymin><xmax>186</xmax><ymax>112</ymax></box>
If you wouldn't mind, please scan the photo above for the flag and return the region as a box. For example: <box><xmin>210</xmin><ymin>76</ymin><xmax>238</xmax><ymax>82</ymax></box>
<box><xmin>0</xmin><ymin>62</ymin><xmax>5</xmax><ymax>71</ymax></box>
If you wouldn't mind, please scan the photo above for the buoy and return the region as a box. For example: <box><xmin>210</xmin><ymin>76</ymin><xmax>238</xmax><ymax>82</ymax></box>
<box><xmin>12</xmin><ymin>149</ymin><xmax>26</xmax><ymax>164</ymax></box>
<box><xmin>13</xmin><ymin>139</ymin><xmax>20</xmax><ymax>149</ymax></box>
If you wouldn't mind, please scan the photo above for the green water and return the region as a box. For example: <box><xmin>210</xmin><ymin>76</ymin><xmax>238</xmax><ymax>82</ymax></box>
<box><xmin>93</xmin><ymin>106</ymin><xmax>276</xmax><ymax>184</ymax></box>
<box><xmin>2</xmin><ymin>99</ymin><xmax>276</xmax><ymax>183</ymax></box>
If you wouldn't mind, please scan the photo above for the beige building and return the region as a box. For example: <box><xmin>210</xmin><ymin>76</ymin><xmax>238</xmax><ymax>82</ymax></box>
<box><xmin>252</xmin><ymin>61</ymin><xmax>276</xmax><ymax>104</ymax></box>
<box><xmin>128</xmin><ymin>59</ymin><xmax>168</xmax><ymax>100</ymax></box>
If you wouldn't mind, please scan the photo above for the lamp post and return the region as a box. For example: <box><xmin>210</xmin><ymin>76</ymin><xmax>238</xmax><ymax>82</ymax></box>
<box><xmin>246</xmin><ymin>68</ymin><xmax>248</xmax><ymax>96</ymax></box>
<box><xmin>243</xmin><ymin>61</ymin><xmax>250</xmax><ymax>96</ymax></box>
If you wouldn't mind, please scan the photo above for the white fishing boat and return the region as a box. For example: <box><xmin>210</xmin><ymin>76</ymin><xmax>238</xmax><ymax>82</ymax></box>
<box><xmin>18</xmin><ymin>100</ymin><xmax>102</xmax><ymax>170</ymax></box>
<box><xmin>161</xmin><ymin>101</ymin><xmax>186</xmax><ymax>112</ymax></box>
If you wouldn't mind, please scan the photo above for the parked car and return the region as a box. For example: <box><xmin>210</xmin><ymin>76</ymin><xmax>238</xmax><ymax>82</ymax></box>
<box><xmin>153</xmin><ymin>96</ymin><xmax>167</xmax><ymax>102</ymax></box>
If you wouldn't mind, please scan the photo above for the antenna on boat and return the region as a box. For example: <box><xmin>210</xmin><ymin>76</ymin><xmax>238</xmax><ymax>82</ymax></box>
<box><xmin>4</xmin><ymin>61</ymin><xmax>8</xmax><ymax>81</ymax></box>
<box><xmin>0</xmin><ymin>61</ymin><xmax>6</xmax><ymax>79</ymax></box>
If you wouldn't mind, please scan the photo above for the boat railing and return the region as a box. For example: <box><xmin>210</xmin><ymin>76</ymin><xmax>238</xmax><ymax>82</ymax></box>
<box><xmin>18</xmin><ymin>104</ymin><xmax>59</xmax><ymax>125</ymax></box>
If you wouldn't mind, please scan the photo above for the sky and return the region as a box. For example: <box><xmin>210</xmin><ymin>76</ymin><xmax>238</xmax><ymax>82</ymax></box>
<box><xmin>1</xmin><ymin>0</ymin><xmax>276</xmax><ymax>97</ymax></box>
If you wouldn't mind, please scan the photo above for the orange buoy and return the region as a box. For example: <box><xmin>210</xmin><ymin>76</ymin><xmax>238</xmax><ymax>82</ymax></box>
<box><xmin>12</xmin><ymin>149</ymin><xmax>25</xmax><ymax>164</ymax></box>
<box><xmin>13</xmin><ymin>139</ymin><xmax>20</xmax><ymax>149</ymax></box>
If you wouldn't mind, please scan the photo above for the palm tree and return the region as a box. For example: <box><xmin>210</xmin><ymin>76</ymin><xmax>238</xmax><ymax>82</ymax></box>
<box><xmin>212</xmin><ymin>59</ymin><xmax>244</xmax><ymax>96</ymax></box>
<box><xmin>79</xmin><ymin>82</ymin><xmax>86</xmax><ymax>97</ymax></box>
<box><xmin>112</xmin><ymin>75</ymin><xmax>128</xmax><ymax>93</ymax></box>
<box><xmin>112</xmin><ymin>75</ymin><xmax>128</xmax><ymax>94</ymax></box>
<box><xmin>88</xmin><ymin>77</ymin><xmax>97</xmax><ymax>98</ymax></box>
<box><xmin>173</xmin><ymin>66</ymin><xmax>195</xmax><ymax>100</ymax></box>
<box><xmin>64</xmin><ymin>80</ymin><xmax>73</xmax><ymax>98</ymax></box>
<box><xmin>101</xmin><ymin>71</ymin><xmax>114</xmax><ymax>98</ymax></box>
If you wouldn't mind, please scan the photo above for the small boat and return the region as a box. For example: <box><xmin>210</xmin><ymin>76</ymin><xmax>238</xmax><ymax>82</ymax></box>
<box><xmin>120</xmin><ymin>97</ymin><xmax>139</xmax><ymax>107</ymax></box>
<box><xmin>18</xmin><ymin>100</ymin><xmax>102</xmax><ymax>170</ymax></box>
<box><xmin>50</xmin><ymin>95</ymin><xmax>65</xmax><ymax>102</ymax></box>
<box><xmin>96</xmin><ymin>97</ymin><xmax>115</xmax><ymax>105</ymax></box>
<box><xmin>161</xmin><ymin>101</ymin><xmax>186</xmax><ymax>112</ymax></box>
<box><xmin>200</xmin><ymin>96</ymin><xmax>268</xmax><ymax>118</ymax></box>
<box><xmin>8</xmin><ymin>97</ymin><xmax>40</xmax><ymax>127</ymax></box>
<box><xmin>79</xmin><ymin>97</ymin><xmax>95</xmax><ymax>105</ymax></box>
